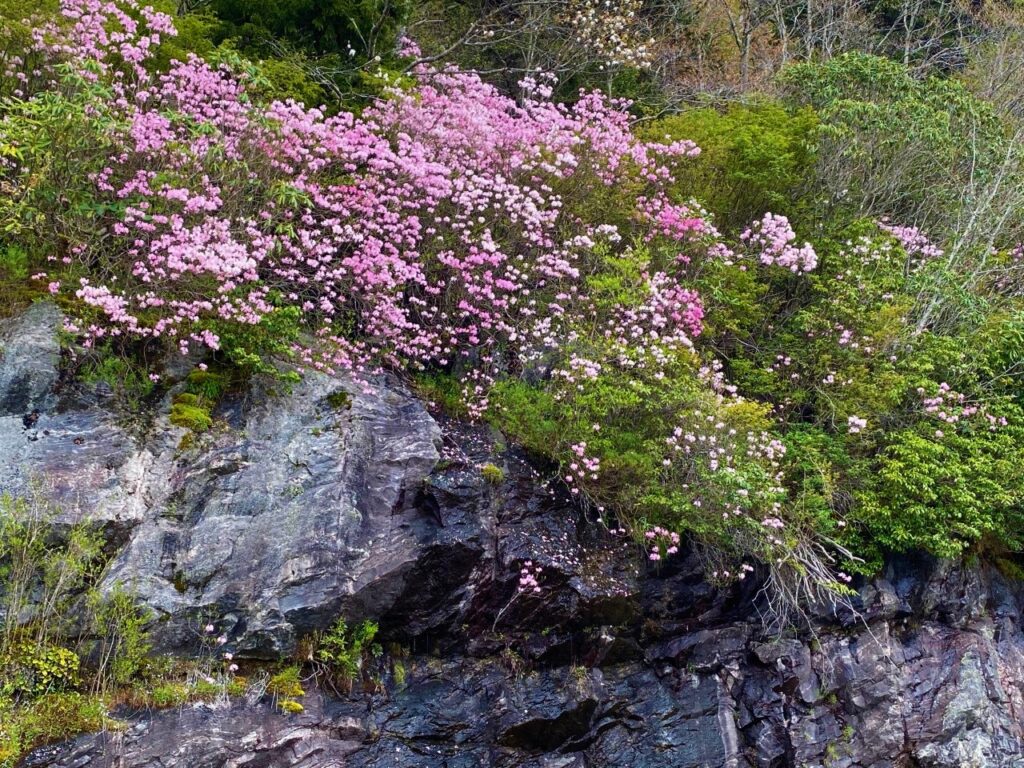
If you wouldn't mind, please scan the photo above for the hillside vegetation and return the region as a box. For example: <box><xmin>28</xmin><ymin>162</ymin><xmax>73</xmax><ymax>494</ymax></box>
<box><xmin>4</xmin><ymin>0</ymin><xmax>1024</xmax><ymax>759</ymax></box>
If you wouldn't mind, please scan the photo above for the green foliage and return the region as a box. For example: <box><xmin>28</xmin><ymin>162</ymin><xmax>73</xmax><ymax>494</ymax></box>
<box><xmin>268</xmin><ymin>665</ymin><xmax>305</xmax><ymax>711</ymax></box>
<box><xmin>148</xmin><ymin>681</ymin><xmax>190</xmax><ymax>708</ymax></box>
<box><xmin>204</xmin><ymin>0</ymin><xmax>412</xmax><ymax>105</ymax></box>
<box><xmin>146</xmin><ymin>3</ymin><xmax>221</xmax><ymax>72</ymax></box>
<box><xmin>185</xmin><ymin>369</ymin><xmax>230</xmax><ymax>402</ymax></box>
<box><xmin>326</xmin><ymin>389</ymin><xmax>352</xmax><ymax>410</ymax></box>
<box><xmin>169</xmin><ymin>393</ymin><xmax>214</xmax><ymax>433</ymax></box>
<box><xmin>250</xmin><ymin>54</ymin><xmax>327</xmax><ymax>107</ymax></box>
<box><xmin>0</xmin><ymin>245</ymin><xmax>29</xmax><ymax>282</ymax></box>
<box><xmin>480</xmin><ymin>463</ymin><xmax>505</xmax><ymax>484</ymax></box>
<box><xmin>0</xmin><ymin>644</ymin><xmax>79</xmax><ymax>699</ymax></box>
<box><xmin>79</xmin><ymin>347</ymin><xmax>156</xmax><ymax>411</ymax></box>
<box><xmin>778</xmin><ymin>53</ymin><xmax>1008</xmax><ymax>235</ymax></box>
<box><xmin>87</xmin><ymin>585</ymin><xmax>152</xmax><ymax>691</ymax></box>
<box><xmin>0</xmin><ymin>79</ymin><xmax>120</xmax><ymax>265</ymax></box>
<box><xmin>413</xmin><ymin>373</ymin><xmax>469</xmax><ymax>418</ymax></box>
<box><xmin>168</xmin><ymin>365</ymin><xmax>238</xmax><ymax>434</ymax></box>
<box><xmin>0</xmin><ymin>493</ymin><xmax>111</xmax><ymax>763</ymax></box>
<box><xmin>207</xmin><ymin>0</ymin><xmax>410</xmax><ymax>57</ymax></box>
<box><xmin>643</xmin><ymin>102</ymin><xmax>819</xmax><ymax>230</ymax></box>
<box><xmin>490</xmin><ymin>330</ymin><xmax>781</xmax><ymax>559</ymax></box>
<box><xmin>695</xmin><ymin>215</ymin><xmax>1024</xmax><ymax>566</ymax></box>
<box><xmin>392</xmin><ymin>659</ymin><xmax>407</xmax><ymax>687</ymax></box>
<box><xmin>314</xmin><ymin>618</ymin><xmax>380</xmax><ymax>690</ymax></box>
<box><xmin>267</xmin><ymin>665</ymin><xmax>305</xmax><ymax>698</ymax></box>
<box><xmin>0</xmin><ymin>492</ymin><xmax>105</xmax><ymax>658</ymax></box>
<box><xmin>0</xmin><ymin>692</ymin><xmax>106</xmax><ymax>767</ymax></box>
<box><xmin>858</xmin><ymin>409</ymin><xmax>1024</xmax><ymax>558</ymax></box>
<box><xmin>201</xmin><ymin>305</ymin><xmax>303</xmax><ymax>383</ymax></box>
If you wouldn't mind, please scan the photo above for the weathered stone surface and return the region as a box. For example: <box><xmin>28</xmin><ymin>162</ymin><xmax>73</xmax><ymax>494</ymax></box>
<box><xmin>102</xmin><ymin>370</ymin><xmax>443</xmax><ymax>656</ymax></box>
<box><xmin>0</xmin><ymin>301</ymin><xmax>61</xmax><ymax>416</ymax></box>
<box><xmin>5</xmin><ymin>303</ymin><xmax>1024</xmax><ymax>768</ymax></box>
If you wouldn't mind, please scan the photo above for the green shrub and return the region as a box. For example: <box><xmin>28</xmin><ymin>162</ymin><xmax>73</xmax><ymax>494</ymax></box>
<box><xmin>779</xmin><ymin>53</ymin><xmax>1008</xmax><ymax>237</ymax></box>
<box><xmin>857</xmin><ymin>412</ymin><xmax>1024</xmax><ymax>558</ymax></box>
<box><xmin>642</xmin><ymin>102</ymin><xmax>819</xmax><ymax>231</ymax></box>
<box><xmin>326</xmin><ymin>390</ymin><xmax>352</xmax><ymax>410</ymax></box>
<box><xmin>696</xmin><ymin>217</ymin><xmax>1024</xmax><ymax>567</ymax></box>
<box><xmin>200</xmin><ymin>305</ymin><xmax>303</xmax><ymax>383</ymax></box>
<box><xmin>251</xmin><ymin>55</ymin><xmax>326</xmax><ymax>107</ymax></box>
<box><xmin>314</xmin><ymin>619</ymin><xmax>379</xmax><ymax>691</ymax></box>
<box><xmin>0</xmin><ymin>644</ymin><xmax>79</xmax><ymax>699</ymax></box>
<box><xmin>87</xmin><ymin>584</ymin><xmax>152</xmax><ymax>691</ymax></box>
<box><xmin>0</xmin><ymin>492</ymin><xmax>105</xmax><ymax>660</ymax></box>
<box><xmin>267</xmin><ymin>665</ymin><xmax>304</xmax><ymax>699</ymax></box>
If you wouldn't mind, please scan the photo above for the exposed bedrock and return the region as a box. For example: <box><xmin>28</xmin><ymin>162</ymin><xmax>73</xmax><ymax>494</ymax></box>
<box><xmin>4</xmin><ymin>304</ymin><xmax>1023</xmax><ymax>768</ymax></box>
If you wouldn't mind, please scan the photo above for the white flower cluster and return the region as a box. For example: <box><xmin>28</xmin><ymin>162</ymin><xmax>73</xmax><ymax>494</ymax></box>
<box><xmin>566</xmin><ymin>0</ymin><xmax>656</xmax><ymax>69</ymax></box>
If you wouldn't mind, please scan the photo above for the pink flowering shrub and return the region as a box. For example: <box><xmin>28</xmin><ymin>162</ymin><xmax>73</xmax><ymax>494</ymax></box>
<box><xmin>5</xmin><ymin>0</ymin><xmax>717</xmax><ymax>379</ymax></box>
<box><xmin>740</xmin><ymin>213</ymin><xmax>817</xmax><ymax>273</ymax></box>
<box><xmin>0</xmin><ymin>0</ymin><xmax>883</xmax><ymax>608</ymax></box>
<box><xmin>877</xmin><ymin>219</ymin><xmax>944</xmax><ymax>263</ymax></box>
<box><xmin>709</xmin><ymin>213</ymin><xmax>1024</xmax><ymax>570</ymax></box>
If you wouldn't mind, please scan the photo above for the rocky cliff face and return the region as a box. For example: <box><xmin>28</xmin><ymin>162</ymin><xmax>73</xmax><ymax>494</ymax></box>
<box><xmin>4</xmin><ymin>304</ymin><xmax>1024</xmax><ymax>768</ymax></box>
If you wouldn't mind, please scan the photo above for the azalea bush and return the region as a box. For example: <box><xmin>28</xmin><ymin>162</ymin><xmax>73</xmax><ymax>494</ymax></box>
<box><xmin>697</xmin><ymin>218</ymin><xmax>1024</xmax><ymax>573</ymax></box>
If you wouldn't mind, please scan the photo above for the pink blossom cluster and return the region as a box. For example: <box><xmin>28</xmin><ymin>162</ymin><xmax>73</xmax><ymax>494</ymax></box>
<box><xmin>711</xmin><ymin>562</ymin><xmax>755</xmax><ymax>580</ymax></box>
<box><xmin>564</xmin><ymin>442</ymin><xmax>601</xmax><ymax>495</ymax></box>
<box><xmin>32</xmin><ymin>0</ymin><xmax>176</xmax><ymax>81</ymax></box>
<box><xmin>643</xmin><ymin>526</ymin><xmax>680</xmax><ymax>561</ymax></box>
<box><xmin>916</xmin><ymin>383</ymin><xmax>1005</xmax><ymax>433</ymax></box>
<box><xmin>518</xmin><ymin>560</ymin><xmax>543</xmax><ymax>593</ymax></box>
<box><xmin>5</xmin><ymin>0</ymin><xmax>852</xmax><ymax>591</ymax></box>
<box><xmin>740</xmin><ymin>213</ymin><xmax>818</xmax><ymax>273</ymax></box>
<box><xmin>878</xmin><ymin>220</ymin><xmax>944</xmax><ymax>263</ymax></box>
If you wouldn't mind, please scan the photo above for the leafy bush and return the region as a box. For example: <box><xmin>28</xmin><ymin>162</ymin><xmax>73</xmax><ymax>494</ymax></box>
<box><xmin>858</xmin><ymin>415</ymin><xmax>1024</xmax><ymax>558</ymax></box>
<box><xmin>641</xmin><ymin>102</ymin><xmax>819</xmax><ymax>230</ymax></box>
<box><xmin>267</xmin><ymin>665</ymin><xmax>304</xmax><ymax>698</ymax></box>
<box><xmin>205</xmin><ymin>0</ymin><xmax>412</xmax><ymax>105</ymax></box>
<box><xmin>87</xmin><ymin>585</ymin><xmax>152</xmax><ymax>691</ymax></box>
<box><xmin>0</xmin><ymin>644</ymin><xmax>79</xmax><ymax>699</ymax></box>
<box><xmin>207</xmin><ymin>0</ymin><xmax>410</xmax><ymax>59</ymax></box>
<box><xmin>267</xmin><ymin>665</ymin><xmax>305</xmax><ymax>712</ymax></box>
<box><xmin>0</xmin><ymin>492</ymin><xmax>104</xmax><ymax>659</ymax></box>
<box><xmin>779</xmin><ymin>53</ymin><xmax>1012</xmax><ymax>239</ymax></box>
<box><xmin>314</xmin><ymin>619</ymin><xmax>379</xmax><ymax>692</ymax></box>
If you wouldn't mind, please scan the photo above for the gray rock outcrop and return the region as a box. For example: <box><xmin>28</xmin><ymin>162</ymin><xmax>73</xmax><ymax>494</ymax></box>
<box><xmin>3</xmin><ymin>303</ymin><xmax>1024</xmax><ymax>768</ymax></box>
